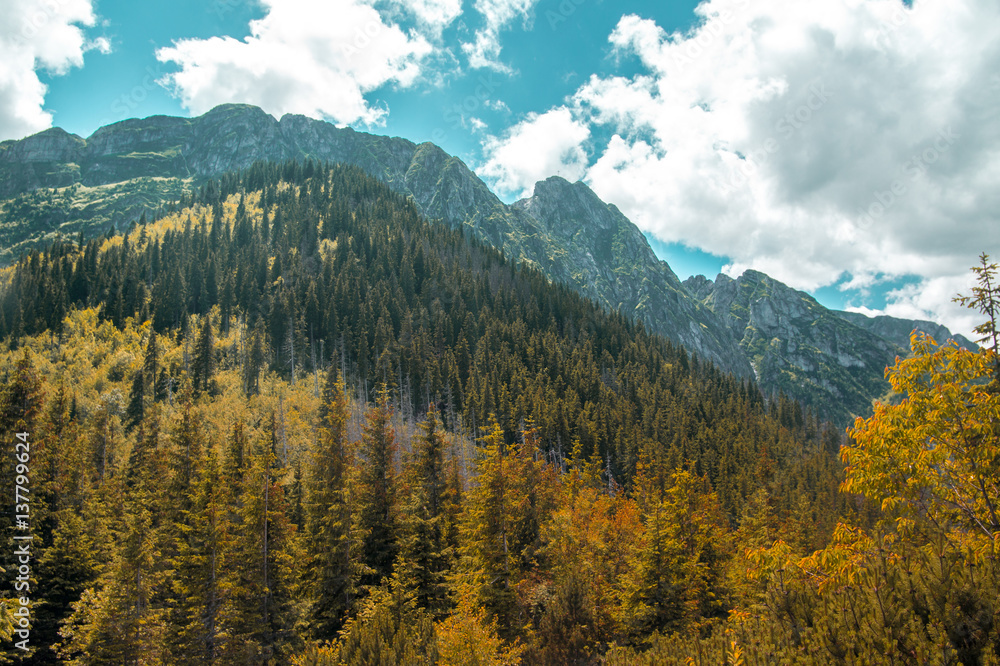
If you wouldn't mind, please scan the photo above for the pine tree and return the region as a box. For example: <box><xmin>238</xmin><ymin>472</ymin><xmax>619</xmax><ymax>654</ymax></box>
<box><xmin>143</xmin><ymin>330</ymin><xmax>159</xmax><ymax>399</ymax></box>
<box><xmin>125</xmin><ymin>369</ymin><xmax>145</xmax><ymax>431</ymax></box>
<box><xmin>333</xmin><ymin>573</ymin><xmax>438</xmax><ymax>666</ymax></box>
<box><xmin>457</xmin><ymin>414</ymin><xmax>519</xmax><ymax>632</ymax></box>
<box><xmin>357</xmin><ymin>385</ymin><xmax>399</xmax><ymax>588</ymax></box>
<box><xmin>220</xmin><ymin>439</ymin><xmax>299</xmax><ymax>663</ymax></box>
<box><xmin>165</xmin><ymin>449</ymin><xmax>231</xmax><ymax>664</ymax></box>
<box><xmin>397</xmin><ymin>405</ymin><xmax>452</xmax><ymax>617</ymax></box>
<box><xmin>305</xmin><ymin>371</ymin><xmax>361</xmax><ymax>638</ymax></box>
<box><xmin>33</xmin><ymin>510</ymin><xmax>99</xmax><ymax>662</ymax></box>
<box><xmin>244</xmin><ymin>323</ymin><xmax>265</xmax><ymax>397</ymax></box>
<box><xmin>618</xmin><ymin>464</ymin><xmax>730</xmax><ymax>637</ymax></box>
<box><xmin>0</xmin><ymin>350</ymin><xmax>45</xmax><ymax>579</ymax></box>
<box><xmin>60</xmin><ymin>491</ymin><xmax>165</xmax><ymax>665</ymax></box>
<box><xmin>192</xmin><ymin>314</ymin><xmax>215</xmax><ymax>395</ymax></box>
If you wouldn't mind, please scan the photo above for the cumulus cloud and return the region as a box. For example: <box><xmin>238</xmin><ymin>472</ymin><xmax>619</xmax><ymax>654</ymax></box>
<box><xmin>478</xmin><ymin>107</ymin><xmax>590</xmax><ymax>198</ymax></box>
<box><xmin>844</xmin><ymin>272</ymin><xmax>981</xmax><ymax>344</ymax></box>
<box><xmin>463</xmin><ymin>0</ymin><xmax>538</xmax><ymax>71</ymax></box>
<box><xmin>0</xmin><ymin>0</ymin><xmax>103</xmax><ymax>140</ymax></box>
<box><xmin>479</xmin><ymin>0</ymin><xmax>1000</xmax><ymax>336</ymax></box>
<box><xmin>391</xmin><ymin>0</ymin><xmax>463</xmax><ymax>35</ymax></box>
<box><xmin>157</xmin><ymin>0</ymin><xmax>446</xmax><ymax>126</ymax></box>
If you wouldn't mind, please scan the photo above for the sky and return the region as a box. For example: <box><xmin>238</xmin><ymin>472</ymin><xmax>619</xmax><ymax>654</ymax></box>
<box><xmin>1</xmin><ymin>0</ymin><xmax>998</xmax><ymax>338</ymax></box>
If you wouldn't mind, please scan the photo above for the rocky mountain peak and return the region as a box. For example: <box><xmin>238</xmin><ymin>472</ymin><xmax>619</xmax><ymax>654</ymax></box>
<box><xmin>0</xmin><ymin>126</ymin><xmax>84</xmax><ymax>164</ymax></box>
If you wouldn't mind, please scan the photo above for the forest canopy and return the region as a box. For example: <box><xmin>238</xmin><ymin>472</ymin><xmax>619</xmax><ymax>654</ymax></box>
<box><xmin>0</xmin><ymin>161</ymin><xmax>994</xmax><ymax>664</ymax></box>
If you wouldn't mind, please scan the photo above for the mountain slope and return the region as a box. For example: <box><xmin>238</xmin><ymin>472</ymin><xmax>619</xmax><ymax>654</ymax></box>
<box><xmin>0</xmin><ymin>104</ymin><xmax>974</xmax><ymax>419</ymax></box>
<box><xmin>511</xmin><ymin>177</ymin><xmax>751</xmax><ymax>375</ymax></box>
<box><xmin>0</xmin><ymin>104</ymin><xmax>748</xmax><ymax>375</ymax></box>
<box><xmin>834</xmin><ymin>310</ymin><xmax>976</xmax><ymax>350</ymax></box>
<box><xmin>686</xmin><ymin>271</ymin><xmax>907</xmax><ymax>422</ymax></box>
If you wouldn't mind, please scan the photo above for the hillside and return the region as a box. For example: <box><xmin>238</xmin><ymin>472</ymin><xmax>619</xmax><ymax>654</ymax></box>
<box><xmin>0</xmin><ymin>162</ymin><xmax>850</xmax><ymax>663</ymax></box>
<box><xmin>0</xmin><ymin>104</ymin><xmax>973</xmax><ymax>422</ymax></box>
<box><xmin>0</xmin><ymin>105</ymin><xmax>749</xmax><ymax>377</ymax></box>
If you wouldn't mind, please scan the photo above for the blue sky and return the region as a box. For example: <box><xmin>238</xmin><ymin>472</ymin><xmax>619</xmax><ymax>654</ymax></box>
<box><xmin>3</xmin><ymin>0</ymin><xmax>999</xmax><ymax>336</ymax></box>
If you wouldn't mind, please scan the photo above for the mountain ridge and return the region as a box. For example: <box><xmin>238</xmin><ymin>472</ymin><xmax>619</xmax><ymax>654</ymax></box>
<box><xmin>0</xmin><ymin>103</ymin><xmax>974</xmax><ymax>421</ymax></box>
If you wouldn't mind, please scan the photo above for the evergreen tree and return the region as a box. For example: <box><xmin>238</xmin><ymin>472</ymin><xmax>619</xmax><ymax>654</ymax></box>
<box><xmin>305</xmin><ymin>371</ymin><xmax>361</xmax><ymax>638</ymax></box>
<box><xmin>165</xmin><ymin>450</ymin><xmax>231</xmax><ymax>664</ymax></box>
<box><xmin>397</xmin><ymin>405</ymin><xmax>452</xmax><ymax>617</ymax></box>
<box><xmin>457</xmin><ymin>415</ymin><xmax>519</xmax><ymax>632</ymax></box>
<box><xmin>33</xmin><ymin>510</ymin><xmax>98</xmax><ymax>662</ymax></box>
<box><xmin>0</xmin><ymin>350</ymin><xmax>45</xmax><ymax>579</ymax></box>
<box><xmin>60</xmin><ymin>491</ymin><xmax>164</xmax><ymax>665</ymax></box>
<box><xmin>125</xmin><ymin>369</ymin><xmax>145</xmax><ymax>431</ymax></box>
<box><xmin>332</xmin><ymin>574</ymin><xmax>438</xmax><ymax>666</ymax></box>
<box><xmin>220</xmin><ymin>440</ymin><xmax>299</xmax><ymax>663</ymax></box>
<box><xmin>192</xmin><ymin>314</ymin><xmax>215</xmax><ymax>395</ymax></box>
<box><xmin>357</xmin><ymin>385</ymin><xmax>399</xmax><ymax>588</ymax></box>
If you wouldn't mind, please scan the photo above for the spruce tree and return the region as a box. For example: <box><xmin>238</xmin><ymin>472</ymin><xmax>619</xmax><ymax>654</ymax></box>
<box><xmin>220</xmin><ymin>439</ymin><xmax>299</xmax><ymax>663</ymax></box>
<box><xmin>125</xmin><ymin>369</ymin><xmax>145</xmax><ymax>431</ymax></box>
<box><xmin>457</xmin><ymin>414</ymin><xmax>518</xmax><ymax>632</ymax></box>
<box><xmin>165</xmin><ymin>449</ymin><xmax>231</xmax><ymax>664</ymax></box>
<box><xmin>60</xmin><ymin>491</ymin><xmax>164</xmax><ymax>664</ymax></box>
<box><xmin>357</xmin><ymin>385</ymin><xmax>399</xmax><ymax>588</ymax></box>
<box><xmin>397</xmin><ymin>405</ymin><xmax>452</xmax><ymax>617</ymax></box>
<box><xmin>191</xmin><ymin>315</ymin><xmax>215</xmax><ymax>395</ymax></box>
<box><xmin>305</xmin><ymin>371</ymin><xmax>361</xmax><ymax>638</ymax></box>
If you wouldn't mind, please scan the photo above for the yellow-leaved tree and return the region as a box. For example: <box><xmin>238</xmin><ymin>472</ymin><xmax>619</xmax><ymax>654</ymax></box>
<box><xmin>845</xmin><ymin>252</ymin><xmax>1000</xmax><ymax>556</ymax></box>
<box><xmin>733</xmin><ymin>254</ymin><xmax>1000</xmax><ymax>665</ymax></box>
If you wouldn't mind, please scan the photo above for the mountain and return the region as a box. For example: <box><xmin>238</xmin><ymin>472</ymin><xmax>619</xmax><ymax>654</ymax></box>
<box><xmin>0</xmin><ymin>104</ymin><xmax>748</xmax><ymax>376</ymax></box>
<box><xmin>834</xmin><ymin>310</ymin><xmax>976</xmax><ymax>350</ymax></box>
<box><xmin>0</xmin><ymin>152</ymin><xmax>857</xmax><ymax>666</ymax></box>
<box><xmin>684</xmin><ymin>271</ymin><xmax>979</xmax><ymax>422</ymax></box>
<box><xmin>507</xmin><ymin>177</ymin><xmax>752</xmax><ymax>376</ymax></box>
<box><xmin>684</xmin><ymin>271</ymin><xmax>903</xmax><ymax>422</ymax></box>
<box><xmin>0</xmin><ymin>104</ymin><xmax>974</xmax><ymax>421</ymax></box>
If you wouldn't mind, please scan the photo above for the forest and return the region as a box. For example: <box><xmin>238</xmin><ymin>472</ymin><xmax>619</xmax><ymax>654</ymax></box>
<box><xmin>0</xmin><ymin>160</ymin><xmax>995</xmax><ymax>664</ymax></box>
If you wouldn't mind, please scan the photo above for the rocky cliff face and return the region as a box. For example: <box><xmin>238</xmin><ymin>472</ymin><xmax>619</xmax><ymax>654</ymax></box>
<box><xmin>0</xmin><ymin>105</ymin><xmax>419</xmax><ymax>195</ymax></box>
<box><xmin>834</xmin><ymin>310</ymin><xmax>976</xmax><ymax>351</ymax></box>
<box><xmin>512</xmin><ymin>178</ymin><xmax>751</xmax><ymax>376</ymax></box>
<box><xmin>687</xmin><ymin>271</ymin><xmax>908</xmax><ymax>422</ymax></box>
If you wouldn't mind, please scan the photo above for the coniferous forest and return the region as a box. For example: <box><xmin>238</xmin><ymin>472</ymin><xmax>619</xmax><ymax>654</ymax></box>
<box><xmin>0</xmin><ymin>161</ymin><xmax>996</xmax><ymax>664</ymax></box>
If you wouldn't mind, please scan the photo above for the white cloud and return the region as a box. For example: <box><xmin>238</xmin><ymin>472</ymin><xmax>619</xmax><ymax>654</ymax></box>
<box><xmin>498</xmin><ymin>0</ymin><xmax>1000</xmax><ymax>336</ymax></box>
<box><xmin>844</xmin><ymin>272</ymin><xmax>982</xmax><ymax>341</ymax></box>
<box><xmin>478</xmin><ymin>107</ymin><xmax>590</xmax><ymax>199</ymax></box>
<box><xmin>485</xmin><ymin>99</ymin><xmax>510</xmax><ymax>113</ymax></box>
<box><xmin>463</xmin><ymin>0</ymin><xmax>538</xmax><ymax>71</ymax></box>
<box><xmin>391</xmin><ymin>0</ymin><xmax>463</xmax><ymax>35</ymax></box>
<box><xmin>0</xmin><ymin>0</ymin><xmax>103</xmax><ymax>140</ymax></box>
<box><xmin>157</xmin><ymin>0</ymin><xmax>441</xmax><ymax>126</ymax></box>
